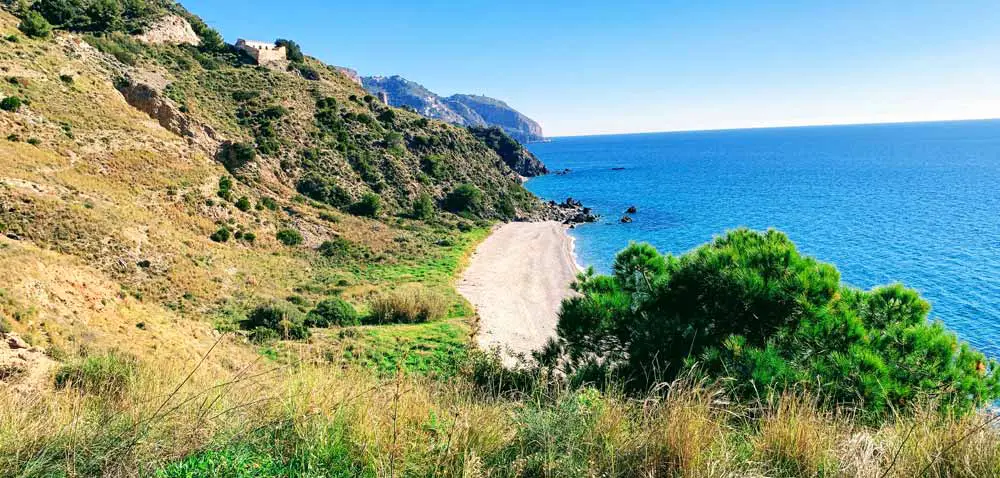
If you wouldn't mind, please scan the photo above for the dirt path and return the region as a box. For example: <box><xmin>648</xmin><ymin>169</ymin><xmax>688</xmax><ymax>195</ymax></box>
<box><xmin>458</xmin><ymin>221</ymin><xmax>580</xmax><ymax>361</ymax></box>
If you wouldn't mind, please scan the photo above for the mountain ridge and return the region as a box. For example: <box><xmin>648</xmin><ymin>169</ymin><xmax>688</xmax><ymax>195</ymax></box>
<box><xmin>362</xmin><ymin>75</ymin><xmax>545</xmax><ymax>143</ymax></box>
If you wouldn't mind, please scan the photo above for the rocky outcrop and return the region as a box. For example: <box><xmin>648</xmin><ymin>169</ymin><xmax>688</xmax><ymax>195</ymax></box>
<box><xmin>135</xmin><ymin>15</ymin><xmax>200</xmax><ymax>46</ymax></box>
<box><xmin>520</xmin><ymin>197</ymin><xmax>599</xmax><ymax>225</ymax></box>
<box><xmin>116</xmin><ymin>79</ymin><xmax>219</xmax><ymax>152</ymax></box>
<box><xmin>468</xmin><ymin>126</ymin><xmax>548</xmax><ymax>177</ymax></box>
<box><xmin>335</xmin><ymin>66</ymin><xmax>363</xmax><ymax>86</ymax></box>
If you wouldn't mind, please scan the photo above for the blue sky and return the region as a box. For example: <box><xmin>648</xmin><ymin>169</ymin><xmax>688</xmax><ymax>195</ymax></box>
<box><xmin>183</xmin><ymin>1</ymin><xmax>1000</xmax><ymax>137</ymax></box>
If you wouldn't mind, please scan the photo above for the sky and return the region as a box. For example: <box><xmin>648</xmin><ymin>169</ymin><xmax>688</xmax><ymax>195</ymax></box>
<box><xmin>182</xmin><ymin>1</ymin><xmax>1000</xmax><ymax>137</ymax></box>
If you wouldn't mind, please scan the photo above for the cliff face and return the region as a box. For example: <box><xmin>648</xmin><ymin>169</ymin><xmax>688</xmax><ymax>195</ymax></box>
<box><xmin>444</xmin><ymin>95</ymin><xmax>544</xmax><ymax>144</ymax></box>
<box><xmin>362</xmin><ymin>76</ymin><xmax>544</xmax><ymax>143</ymax></box>
<box><xmin>468</xmin><ymin>126</ymin><xmax>547</xmax><ymax>177</ymax></box>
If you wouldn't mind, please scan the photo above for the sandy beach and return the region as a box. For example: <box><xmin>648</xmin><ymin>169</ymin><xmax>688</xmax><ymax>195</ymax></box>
<box><xmin>458</xmin><ymin>221</ymin><xmax>580</xmax><ymax>360</ymax></box>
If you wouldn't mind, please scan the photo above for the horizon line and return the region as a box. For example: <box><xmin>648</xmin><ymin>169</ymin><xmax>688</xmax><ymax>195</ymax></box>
<box><xmin>542</xmin><ymin>116</ymin><xmax>1000</xmax><ymax>140</ymax></box>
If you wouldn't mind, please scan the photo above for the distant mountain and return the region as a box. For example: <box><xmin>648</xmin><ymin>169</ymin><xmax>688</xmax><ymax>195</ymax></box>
<box><xmin>361</xmin><ymin>75</ymin><xmax>544</xmax><ymax>143</ymax></box>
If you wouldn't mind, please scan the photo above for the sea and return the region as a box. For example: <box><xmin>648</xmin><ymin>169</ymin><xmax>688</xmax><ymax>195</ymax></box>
<box><xmin>525</xmin><ymin>119</ymin><xmax>1000</xmax><ymax>358</ymax></box>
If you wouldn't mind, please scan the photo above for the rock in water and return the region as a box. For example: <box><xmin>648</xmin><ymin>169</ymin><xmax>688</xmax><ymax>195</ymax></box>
<box><xmin>620</xmin><ymin>216</ymin><xmax>633</xmax><ymax>223</ymax></box>
<box><xmin>625</xmin><ymin>206</ymin><xmax>637</xmax><ymax>214</ymax></box>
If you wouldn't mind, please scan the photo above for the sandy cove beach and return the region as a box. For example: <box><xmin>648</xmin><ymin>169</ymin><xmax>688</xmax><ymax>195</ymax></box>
<box><xmin>458</xmin><ymin>221</ymin><xmax>580</xmax><ymax>359</ymax></box>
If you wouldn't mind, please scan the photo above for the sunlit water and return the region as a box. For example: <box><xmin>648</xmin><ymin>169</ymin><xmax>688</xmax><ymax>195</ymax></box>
<box><xmin>526</xmin><ymin>120</ymin><xmax>1000</xmax><ymax>357</ymax></box>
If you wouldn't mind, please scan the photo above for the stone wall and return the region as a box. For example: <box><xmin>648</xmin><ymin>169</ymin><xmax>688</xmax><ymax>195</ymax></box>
<box><xmin>236</xmin><ymin>40</ymin><xmax>287</xmax><ymax>65</ymax></box>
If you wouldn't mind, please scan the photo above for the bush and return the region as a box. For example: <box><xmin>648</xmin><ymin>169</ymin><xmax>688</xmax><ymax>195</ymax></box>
<box><xmin>259</xmin><ymin>196</ymin><xmax>279</xmax><ymax>211</ymax></box>
<box><xmin>0</xmin><ymin>96</ymin><xmax>22</xmax><ymax>112</ymax></box>
<box><xmin>210</xmin><ymin>227</ymin><xmax>231</xmax><ymax>243</ymax></box>
<box><xmin>235</xmin><ymin>196</ymin><xmax>252</xmax><ymax>212</ymax></box>
<box><xmin>241</xmin><ymin>302</ymin><xmax>310</xmax><ymax>341</ymax></box>
<box><xmin>318</xmin><ymin>237</ymin><xmax>351</xmax><ymax>259</ymax></box>
<box><xmin>348</xmin><ymin>193</ymin><xmax>381</xmax><ymax>218</ymax></box>
<box><xmin>305</xmin><ymin>298</ymin><xmax>359</xmax><ymax>327</ymax></box>
<box><xmin>240</xmin><ymin>231</ymin><xmax>256</xmax><ymax>243</ymax></box>
<box><xmin>53</xmin><ymin>351</ymin><xmax>139</xmax><ymax>398</ymax></box>
<box><xmin>217</xmin><ymin>176</ymin><xmax>233</xmax><ymax>200</ymax></box>
<box><xmin>276</xmin><ymin>228</ymin><xmax>303</xmax><ymax>246</ymax></box>
<box><xmin>444</xmin><ymin>184</ymin><xmax>483</xmax><ymax>213</ymax></box>
<box><xmin>412</xmin><ymin>192</ymin><xmax>435</xmax><ymax>220</ymax></box>
<box><xmin>554</xmin><ymin>229</ymin><xmax>1000</xmax><ymax>418</ymax></box>
<box><xmin>18</xmin><ymin>11</ymin><xmax>51</xmax><ymax>38</ymax></box>
<box><xmin>296</xmin><ymin>173</ymin><xmax>351</xmax><ymax>208</ymax></box>
<box><xmin>368</xmin><ymin>285</ymin><xmax>449</xmax><ymax>324</ymax></box>
<box><xmin>219</xmin><ymin>142</ymin><xmax>257</xmax><ymax>171</ymax></box>
<box><xmin>275</xmin><ymin>38</ymin><xmax>303</xmax><ymax>63</ymax></box>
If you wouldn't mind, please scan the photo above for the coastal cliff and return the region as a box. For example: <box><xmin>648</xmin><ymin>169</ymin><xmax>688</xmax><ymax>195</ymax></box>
<box><xmin>362</xmin><ymin>75</ymin><xmax>545</xmax><ymax>143</ymax></box>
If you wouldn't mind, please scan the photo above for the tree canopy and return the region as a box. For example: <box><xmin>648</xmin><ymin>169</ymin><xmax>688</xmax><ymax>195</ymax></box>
<box><xmin>553</xmin><ymin>229</ymin><xmax>1000</xmax><ymax>417</ymax></box>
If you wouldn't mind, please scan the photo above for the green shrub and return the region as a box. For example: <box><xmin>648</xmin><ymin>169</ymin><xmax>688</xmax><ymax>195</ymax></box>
<box><xmin>240</xmin><ymin>231</ymin><xmax>256</xmax><ymax>243</ymax></box>
<box><xmin>235</xmin><ymin>196</ymin><xmax>252</xmax><ymax>212</ymax></box>
<box><xmin>53</xmin><ymin>351</ymin><xmax>140</xmax><ymax>398</ymax></box>
<box><xmin>60</xmin><ymin>74</ymin><xmax>74</xmax><ymax>84</ymax></box>
<box><xmin>275</xmin><ymin>38</ymin><xmax>304</xmax><ymax>63</ymax></box>
<box><xmin>348</xmin><ymin>193</ymin><xmax>381</xmax><ymax>218</ymax></box>
<box><xmin>0</xmin><ymin>316</ymin><xmax>11</xmax><ymax>334</ymax></box>
<box><xmin>259</xmin><ymin>196</ymin><xmax>279</xmax><ymax>211</ymax></box>
<box><xmin>210</xmin><ymin>227</ymin><xmax>231</xmax><ymax>243</ymax></box>
<box><xmin>217</xmin><ymin>176</ymin><xmax>233</xmax><ymax>200</ymax></box>
<box><xmin>411</xmin><ymin>192</ymin><xmax>435</xmax><ymax>220</ymax></box>
<box><xmin>276</xmin><ymin>228</ymin><xmax>303</xmax><ymax>246</ymax></box>
<box><xmin>554</xmin><ymin>229</ymin><xmax>1000</xmax><ymax>418</ymax></box>
<box><xmin>296</xmin><ymin>173</ymin><xmax>351</xmax><ymax>208</ymax></box>
<box><xmin>444</xmin><ymin>184</ymin><xmax>483</xmax><ymax>213</ymax></box>
<box><xmin>27</xmin><ymin>138</ymin><xmax>41</xmax><ymax>146</ymax></box>
<box><xmin>305</xmin><ymin>298</ymin><xmax>359</xmax><ymax>327</ymax></box>
<box><xmin>368</xmin><ymin>285</ymin><xmax>449</xmax><ymax>324</ymax></box>
<box><xmin>219</xmin><ymin>142</ymin><xmax>257</xmax><ymax>171</ymax></box>
<box><xmin>318</xmin><ymin>237</ymin><xmax>351</xmax><ymax>259</ymax></box>
<box><xmin>0</xmin><ymin>96</ymin><xmax>22</xmax><ymax>112</ymax></box>
<box><xmin>6</xmin><ymin>134</ymin><xmax>20</xmax><ymax>142</ymax></box>
<box><xmin>241</xmin><ymin>302</ymin><xmax>310</xmax><ymax>341</ymax></box>
<box><xmin>18</xmin><ymin>11</ymin><xmax>51</xmax><ymax>38</ymax></box>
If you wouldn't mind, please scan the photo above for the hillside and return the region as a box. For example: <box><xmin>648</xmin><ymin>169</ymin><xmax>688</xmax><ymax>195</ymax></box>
<box><xmin>0</xmin><ymin>0</ymin><xmax>571</xmax><ymax>391</ymax></box>
<box><xmin>362</xmin><ymin>75</ymin><xmax>545</xmax><ymax>143</ymax></box>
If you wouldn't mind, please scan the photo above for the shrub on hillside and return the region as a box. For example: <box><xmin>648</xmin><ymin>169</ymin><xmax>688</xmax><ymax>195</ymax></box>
<box><xmin>18</xmin><ymin>11</ymin><xmax>52</xmax><ymax>38</ymax></box>
<box><xmin>210</xmin><ymin>226</ymin><xmax>231</xmax><ymax>243</ymax></box>
<box><xmin>276</xmin><ymin>228</ymin><xmax>303</xmax><ymax>246</ymax></box>
<box><xmin>318</xmin><ymin>237</ymin><xmax>352</xmax><ymax>259</ymax></box>
<box><xmin>553</xmin><ymin>229</ymin><xmax>1000</xmax><ymax>418</ymax></box>
<box><xmin>412</xmin><ymin>192</ymin><xmax>435</xmax><ymax>220</ymax></box>
<box><xmin>348</xmin><ymin>193</ymin><xmax>381</xmax><ymax>218</ymax></box>
<box><xmin>219</xmin><ymin>142</ymin><xmax>257</xmax><ymax>172</ymax></box>
<box><xmin>235</xmin><ymin>196</ymin><xmax>252</xmax><ymax>212</ymax></box>
<box><xmin>444</xmin><ymin>184</ymin><xmax>483</xmax><ymax>214</ymax></box>
<box><xmin>241</xmin><ymin>302</ymin><xmax>310</xmax><ymax>341</ymax></box>
<box><xmin>305</xmin><ymin>298</ymin><xmax>359</xmax><ymax>327</ymax></box>
<box><xmin>296</xmin><ymin>173</ymin><xmax>351</xmax><ymax>208</ymax></box>
<box><xmin>0</xmin><ymin>96</ymin><xmax>22</xmax><ymax>112</ymax></box>
<box><xmin>53</xmin><ymin>350</ymin><xmax>140</xmax><ymax>398</ymax></box>
<box><xmin>368</xmin><ymin>285</ymin><xmax>449</xmax><ymax>324</ymax></box>
<box><xmin>275</xmin><ymin>38</ymin><xmax>304</xmax><ymax>63</ymax></box>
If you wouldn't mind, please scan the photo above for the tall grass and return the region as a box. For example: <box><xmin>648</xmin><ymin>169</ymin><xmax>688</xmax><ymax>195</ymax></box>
<box><xmin>367</xmin><ymin>284</ymin><xmax>450</xmax><ymax>324</ymax></box>
<box><xmin>3</xmin><ymin>349</ymin><xmax>1000</xmax><ymax>477</ymax></box>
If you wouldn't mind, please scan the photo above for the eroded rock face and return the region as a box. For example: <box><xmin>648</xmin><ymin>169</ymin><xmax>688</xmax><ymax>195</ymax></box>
<box><xmin>135</xmin><ymin>15</ymin><xmax>201</xmax><ymax>46</ymax></box>
<box><xmin>116</xmin><ymin>80</ymin><xmax>219</xmax><ymax>152</ymax></box>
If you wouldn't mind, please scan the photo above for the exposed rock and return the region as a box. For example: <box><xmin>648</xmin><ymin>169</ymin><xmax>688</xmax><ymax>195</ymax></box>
<box><xmin>620</xmin><ymin>216</ymin><xmax>633</xmax><ymax>223</ymax></box>
<box><xmin>625</xmin><ymin>206</ymin><xmax>637</xmax><ymax>214</ymax></box>
<box><xmin>519</xmin><ymin>198</ymin><xmax>598</xmax><ymax>224</ymax></box>
<box><xmin>135</xmin><ymin>15</ymin><xmax>201</xmax><ymax>46</ymax></box>
<box><xmin>6</xmin><ymin>334</ymin><xmax>28</xmax><ymax>350</ymax></box>
<box><xmin>116</xmin><ymin>79</ymin><xmax>220</xmax><ymax>153</ymax></box>
<box><xmin>335</xmin><ymin>66</ymin><xmax>363</xmax><ymax>85</ymax></box>
<box><xmin>612</xmin><ymin>167</ymin><xmax>626</xmax><ymax>171</ymax></box>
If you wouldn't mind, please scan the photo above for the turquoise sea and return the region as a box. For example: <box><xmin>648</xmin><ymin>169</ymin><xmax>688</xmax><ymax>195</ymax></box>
<box><xmin>525</xmin><ymin>120</ymin><xmax>1000</xmax><ymax>357</ymax></box>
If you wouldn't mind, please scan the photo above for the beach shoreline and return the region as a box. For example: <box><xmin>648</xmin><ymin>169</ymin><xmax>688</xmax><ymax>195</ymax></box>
<box><xmin>458</xmin><ymin>221</ymin><xmax>581</xmax><ymax>360</ymax></box>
